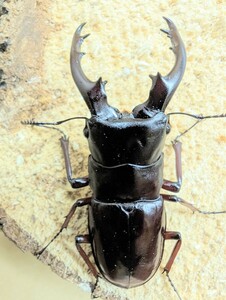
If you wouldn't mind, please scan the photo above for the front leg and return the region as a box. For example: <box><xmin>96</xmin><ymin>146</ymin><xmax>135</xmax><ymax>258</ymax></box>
<box><xmin>60</xmin><ymin>137</ymin><xmax>89</xmax><ymax>188</ymax></box>
<box><xmin>22</xmin><ymin>118</ymin><xmax>89</xmax><ymax>189</ymax></box>
<box><xmin>162</xmin><ymin>141</ymin><xmax>182</xmax><ymax>192</ymax></box>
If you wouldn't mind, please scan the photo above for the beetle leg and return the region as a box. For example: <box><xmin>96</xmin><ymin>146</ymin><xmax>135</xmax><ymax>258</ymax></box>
<box><xmin>167</xmin><ymin>112</ymin><xmax>226</xmax><ymax>142</ymax></box>
<box><xmin>162</xmin><ymin>141</ymin><xmax>182</xmax><ymax>192</ymax></box>
<box><xmin>60</xmin><ymin>137</ymin><xmax>89</xmax><ymax>188</ymax></box>
<box><xmin>162</xmin><ymin>194</ymin><xmax>226</xmax><ymax>214</ymax></box>
<box><xmin>163</xmin><ymin>231</ymin><xmax>182</xmax><ymax>274</ymax></box>
<box><xmin>22</xmin><ymin>118</ymin><xmax>90</xmax><ymax>188</ymax></box>
<box><xmin>163</xmin><ymin>231</ymin><xmax>183</xmax><ymax>300</ymax></box>
<box><xmin>76</xmin><ymin>234</ymin><xmax>99</xmax><ymax>278</ymax></box>
<box><xmin>161</xmin><ymin>194</ymin><xmax>199</xmax><ymax>212</ymax></box>
<box><xmin>35</xmin><ymin>197</ymin><xmax>91</xmax><ymax>257</ymax></box>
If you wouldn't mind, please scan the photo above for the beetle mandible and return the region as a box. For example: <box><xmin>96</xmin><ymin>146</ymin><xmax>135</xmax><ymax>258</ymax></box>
<box><xmin>22</xmin><ymin>17</ymin><xmax>226</xmax><ymax>299</ymax></box>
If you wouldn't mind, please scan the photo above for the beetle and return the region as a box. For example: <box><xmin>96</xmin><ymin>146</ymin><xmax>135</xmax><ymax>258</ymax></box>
<box><xmin>22</xmin><ymin>17</ymin><xmax>225</xmax><ymax>299</ymax></box>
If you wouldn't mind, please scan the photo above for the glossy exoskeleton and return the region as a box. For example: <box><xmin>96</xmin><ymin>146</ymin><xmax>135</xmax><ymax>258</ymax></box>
<box><xmin>70</xmin><ymin>17</ymin><xmax>185</xmax><ymax>288</ymax></box>
<box><xmin>22</xmin><ymin>17</ymin><xmax>225</xmax><ymax>297</ymax></box>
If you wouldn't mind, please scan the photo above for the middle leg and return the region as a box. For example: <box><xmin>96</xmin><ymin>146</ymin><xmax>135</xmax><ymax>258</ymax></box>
<box><xmin>162</xmin><ymin>194</ymin><xmax>226</xmax><ymax>214</ymax></box>
<box><xmin>35</xmin><ymin>197</ymin><xmax>91</xmax><ymax>256</ymax></box>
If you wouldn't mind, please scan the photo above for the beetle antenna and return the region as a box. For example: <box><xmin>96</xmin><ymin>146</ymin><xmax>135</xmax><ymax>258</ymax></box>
<box><xmin>21</xmin><ymin>117</ymin><xmax>88</xmax><ymax>139</ymax></box>
<box><xmin>165</xmin><ymin>272</ymin><xmax>182</xmax><ymax>300</ymax></box>
<box><xmin>21</xmin><ymin>116</ymin><xmax>88</xmax><ymax>126</ymax></box>
<box><xmin>22</xmin><ymin>123</ymin><xmax>67</xmax><ymax>139</ymax></box>
<box><xmin>167</xmin><ymin>112</ymin><xmax>226</xmax><ymax>142</ymax></box>
<box><xmin>167</xmin><ymin>112</ymin><xmax>226</xmax><ymax>119</ymax></box>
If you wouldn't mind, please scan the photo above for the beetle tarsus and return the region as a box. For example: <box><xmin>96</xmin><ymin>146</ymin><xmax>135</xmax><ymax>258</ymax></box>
<box><xmin>168</xmin><ymin>112</ymin><xmax>226</xmax><ymax>142</ymax></box>
<box><xmin>173</xmin><ymin>119</ymin><xmax>202</xmax><ymax>143</ymax></box>
<box><xmin>91</xmin><ymin>275</ymin><xmax>101</xmax><ymax>298</ymax></box>
<box><xmin>165</xmin><ymin>272</ymin><xmax>183</xmax><ymax>300</ymax></box>
<box><xmin>197</xmin><ymin>209</ymin><xmax>226</xmax><ymax>215</ymax></box>
<box><xmin>34</xmin><ymin>197</ymin><xmax>91</xmax><ymax>257</ymax></box>
<box><xmin>34</xmin><ymin>227</ymin><xmax>65</xmax><ymax>258</ymax></box>
<box><xmin>163</xmin><ymin>194</ymin><xmax>226</xmax><ymax>214</ymax></box>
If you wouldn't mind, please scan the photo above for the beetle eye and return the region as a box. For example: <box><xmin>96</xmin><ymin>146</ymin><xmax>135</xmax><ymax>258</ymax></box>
<box><xmin>166</xmin><ymin>123</ymin><xmax>171</xmax><ymax>134</ymax></box>
<box><xmin>83</xmin><ymin>126</ymin><xmax>89</xmax><ymax>138</ymax></box>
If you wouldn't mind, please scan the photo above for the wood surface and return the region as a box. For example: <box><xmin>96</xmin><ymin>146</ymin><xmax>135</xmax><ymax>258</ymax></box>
<box><xmin>0</xmin><ymin>1</ymin><xmax>225</xmax><ymax>299</ymax></box>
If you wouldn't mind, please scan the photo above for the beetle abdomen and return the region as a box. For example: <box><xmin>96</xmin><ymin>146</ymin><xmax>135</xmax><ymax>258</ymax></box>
<box><xmin>88</xmin><ymin>154</ymin><xmax>164</xmax><ymax>202</ymax></box>
<box><xmin>89</xmin><ymin>198</ymin><xmax>165</xmax><ymax>288</ymax></box>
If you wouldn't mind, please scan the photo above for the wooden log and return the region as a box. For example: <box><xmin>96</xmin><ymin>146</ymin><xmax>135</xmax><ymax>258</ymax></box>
<box><xmin>0</xmin><ymin>1</ymin><xmax>225</xmax><ymax>300</ymax></box>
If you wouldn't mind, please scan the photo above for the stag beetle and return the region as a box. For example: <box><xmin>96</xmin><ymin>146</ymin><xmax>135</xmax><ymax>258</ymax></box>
<box><xmin>22</xmin><ymin>17</ymin><xmax>225</xmax><ymax>298</ymax></box>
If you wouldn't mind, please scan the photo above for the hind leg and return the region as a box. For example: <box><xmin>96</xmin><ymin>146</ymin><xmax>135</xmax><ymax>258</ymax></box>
<box><xmin>76</xmin><ymin>234</ymin><xmax>98</xmax><ymax>278</ymax></box>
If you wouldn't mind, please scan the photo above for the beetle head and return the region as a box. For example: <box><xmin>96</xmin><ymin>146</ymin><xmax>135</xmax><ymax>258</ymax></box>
<box><xmin>70</xmin><ymin>18</ymin><xmax>186</xmax><ymax>119</ymax></box>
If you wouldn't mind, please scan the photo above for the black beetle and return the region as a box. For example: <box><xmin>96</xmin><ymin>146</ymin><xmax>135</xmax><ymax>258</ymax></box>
<box><xmin>22</xmin><ymin>17</ymin><xmax>225</xmax><ymax>299</ymax></box>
